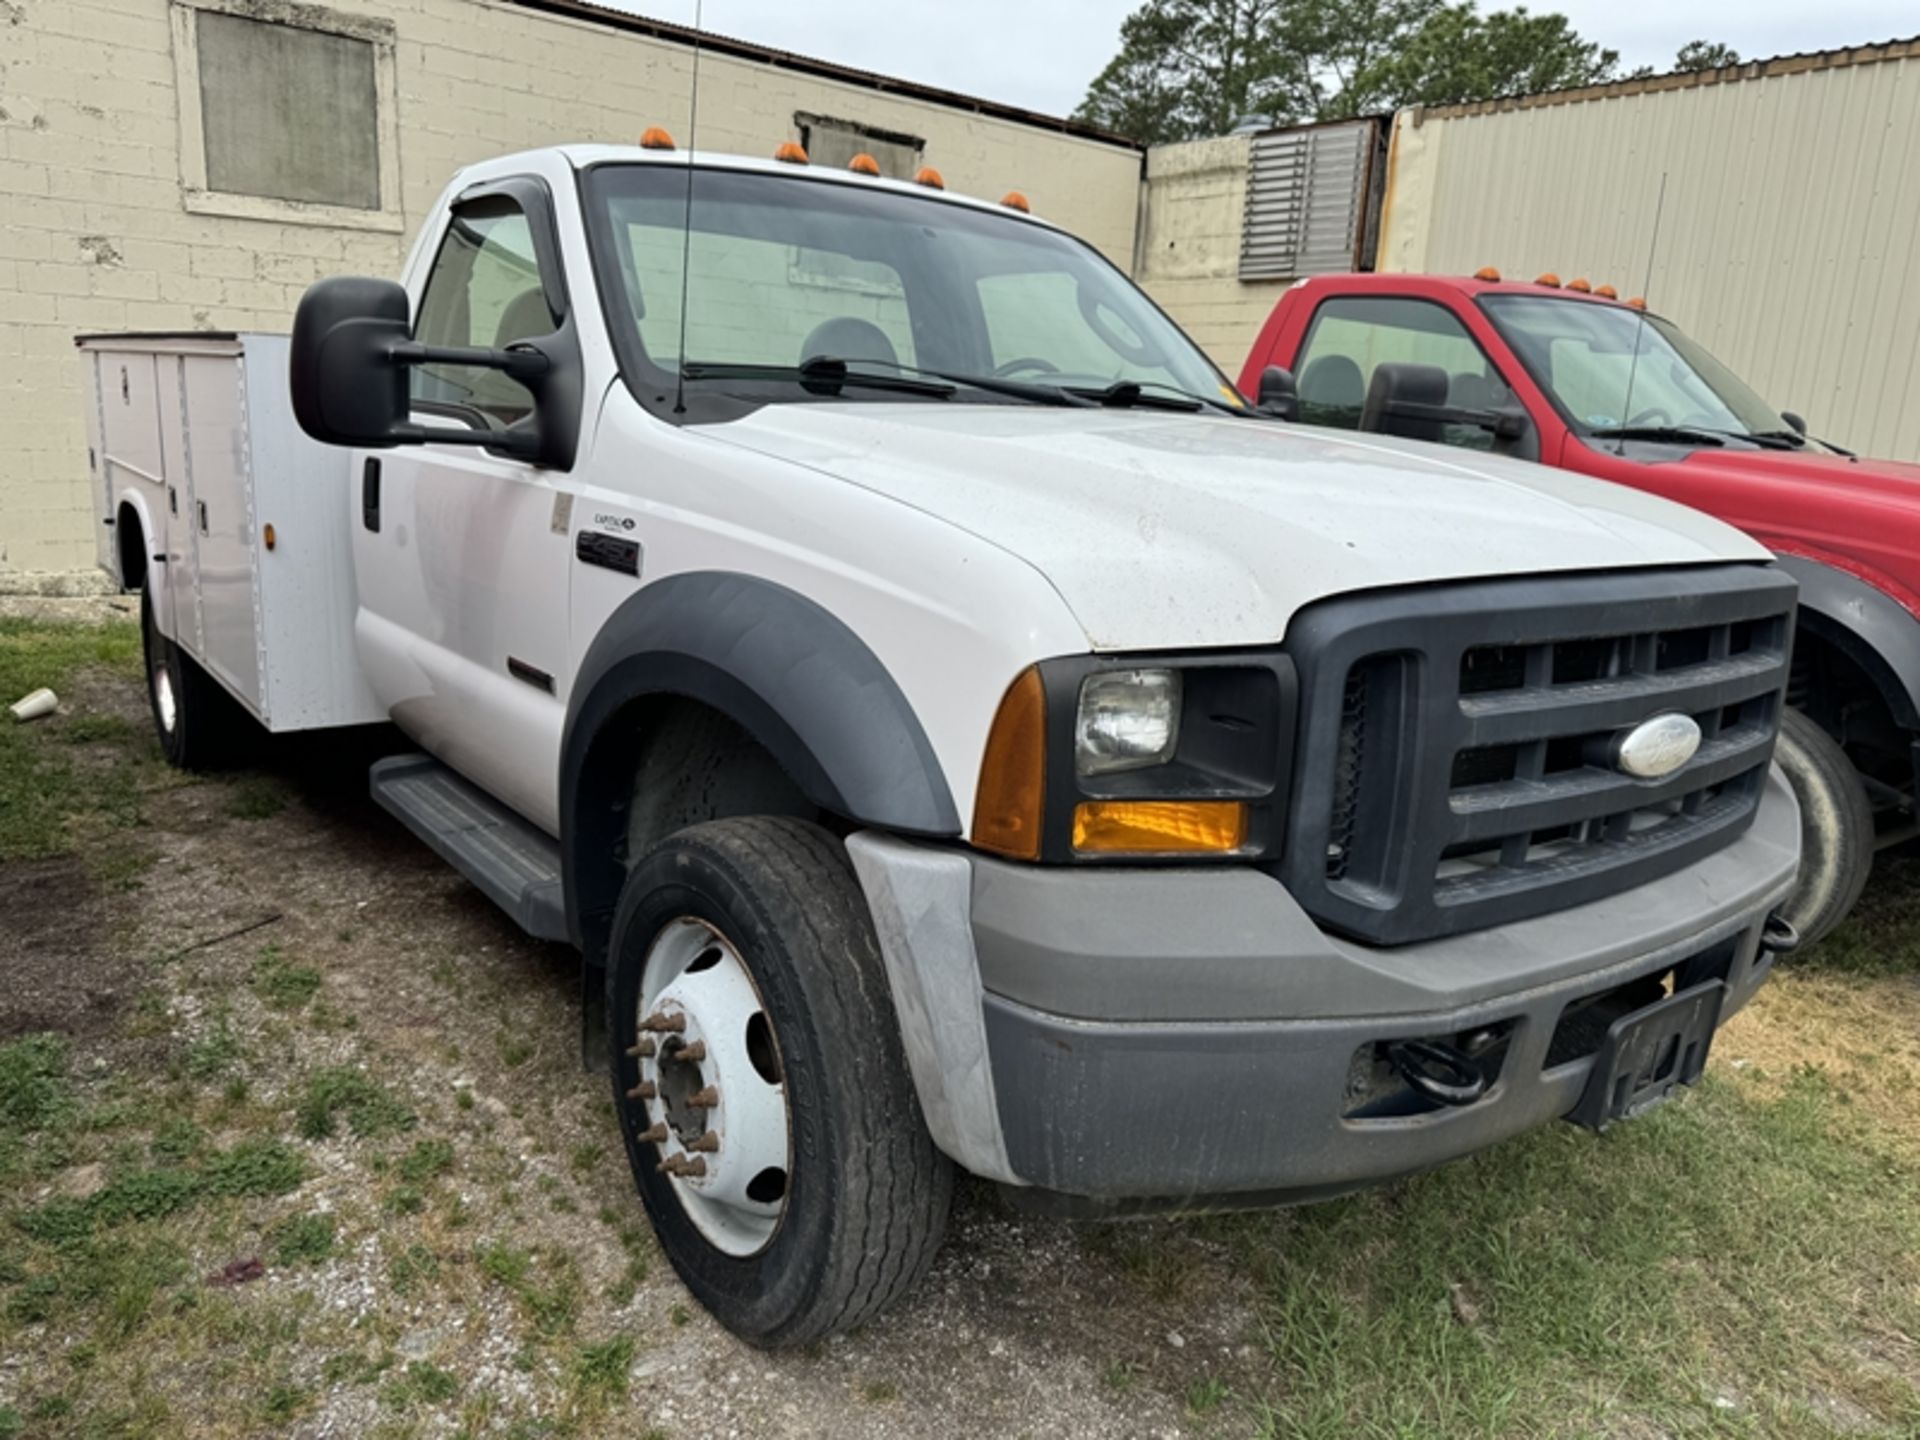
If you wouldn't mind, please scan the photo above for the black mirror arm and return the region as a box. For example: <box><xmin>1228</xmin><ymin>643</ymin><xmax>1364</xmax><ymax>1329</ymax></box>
<box><xmin>1382</xmin><ymin>400</ymin><xmax>1528</xmax><ymax>438</ymax></box>
<box><xmin>388</xmin><ymin>340</ymin><xmax>552</xmax><ymax>384</ymax></box>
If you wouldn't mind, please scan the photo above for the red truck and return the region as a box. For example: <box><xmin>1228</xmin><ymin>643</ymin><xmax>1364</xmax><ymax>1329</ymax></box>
<box><xmin>1240</xmin><ymin>271</ymin><xmax>1920</xmax><ymax>944</ymax></box>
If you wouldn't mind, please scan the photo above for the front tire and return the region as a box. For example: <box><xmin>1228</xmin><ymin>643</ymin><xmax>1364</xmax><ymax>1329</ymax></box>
<box><xmin>606</xmin><ymin>816</ymin><xmax>953</xmax><ymax>1346</ymax></box>
<box><xmin>1774</xmin><ymin>706</ymin><xmax>1874</xmax><ymax>948</ymax></box>
<box><xmin>140</xmin><ymin>588</ymin><xmax>245</xmax><ymax>771</ymax></box>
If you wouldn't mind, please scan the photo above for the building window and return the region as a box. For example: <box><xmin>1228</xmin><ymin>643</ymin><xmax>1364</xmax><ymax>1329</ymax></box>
<box><xmin>795</xmin><ymin>113</ymin><xmax>925</xmax><ymax>180</ymax></box>
<box><xmin>170</xmin><ymin>0</ymin><xmax>401</xmax><ymax>231</ymax></box>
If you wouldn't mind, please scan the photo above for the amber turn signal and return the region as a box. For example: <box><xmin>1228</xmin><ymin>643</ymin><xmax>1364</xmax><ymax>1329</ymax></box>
<box><xmin>262</xmin><ymin>523</ymin><xmax>276</xmax><ymax>552</ymax></box>
<box><xmin>774</xmin><ymin>140</ymin><xmax>809</xmax><ymax>164</ymax></box>
<box><xmin>639</xmin><ymin>126</ymin><xmax>676</xmax><ymax>151</ymax></box>
<box><xmin>1072</xmin><ymin>801</ymin><xmax>1247</xmax><ymax>856</ymax></box>
<box><xmin>1001</xmin><ymin>190</ymin><xmax>1031</xmax><ymax>212</ymax></box>
<box><xmin>848</xmin><ymin>152</ymin><xmax>881</xmax><ymax>176</ymax></box>
<box><xmin>972</xmin><ymin>667</ymin><xmax>1046</xmax><ymax>860</ymax></box>
<box><xmin>1473</xmin><ymin>266</ymin><xmax>1501</xmax><ymax>281</ymax></box>
<box><xmin>914</xmin><ymin>166</ymin><xmax>945</xmax><ymax>190</ymax></box>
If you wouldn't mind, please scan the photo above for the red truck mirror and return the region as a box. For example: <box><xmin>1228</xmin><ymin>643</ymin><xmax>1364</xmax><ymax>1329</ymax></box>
<box><xmin>1361</xmin><ymin>363</ymin><xmax>1530</xmax><ymax>450</ymax></box>
<box><xmin>1256</xmin><ymin>365</ymin><xmax>1298</xmax><ymax>421</ymax></box>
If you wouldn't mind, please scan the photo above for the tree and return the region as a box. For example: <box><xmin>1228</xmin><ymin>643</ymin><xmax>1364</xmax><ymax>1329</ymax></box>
<box><xmin>1075</xmin><ymin>0</ymin><xmax>1624</xmax><ymax>142</ymax></box>
<box><xmin>1673</xmin><ymin>39</ymin><xmax>1740</xmax><ymax>72</ymax></box>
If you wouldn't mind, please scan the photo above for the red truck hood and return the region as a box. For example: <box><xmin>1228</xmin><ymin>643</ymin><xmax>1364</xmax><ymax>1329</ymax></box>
<box><xmin>1676</xmin><ymin>446</ymin><xmax>1920</xmax><ymax>498</ymax></box>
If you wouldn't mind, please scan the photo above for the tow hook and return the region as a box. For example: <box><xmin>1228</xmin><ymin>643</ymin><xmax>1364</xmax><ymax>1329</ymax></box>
<box><xmin>1386</xmin><ymin>1039</ymin><xmax>1489</xmax><ymax>1108</ymax></box>
<box><xmin>1759</xmin><ymin>912</ymin><xmax>1801</xmax><ymax>955</ymax></box>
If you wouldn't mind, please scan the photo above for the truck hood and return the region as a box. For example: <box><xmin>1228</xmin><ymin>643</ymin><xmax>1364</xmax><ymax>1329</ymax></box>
<box><xmin>715</xmin><ymin>405</ymin><xmax>1769</xmax><ymax>649</ymax></box>
<box><xmin>1674</xmin><ymin>445</ymin><xmax>1920</xmax><ymax>501</ymax></box>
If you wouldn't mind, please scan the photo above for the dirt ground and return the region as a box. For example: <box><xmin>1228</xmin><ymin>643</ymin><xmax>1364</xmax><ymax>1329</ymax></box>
<box><xmin>3</xmin><ymin>636</ymin><xmax>1917</xmax><ymax>1439</ymax></box>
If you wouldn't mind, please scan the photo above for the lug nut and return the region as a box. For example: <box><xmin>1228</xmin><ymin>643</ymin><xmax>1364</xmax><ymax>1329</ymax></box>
<box><xmin>688</xmin><ymin>1130</ymin><xmax>720</xmax><ymax>1153</ymax></box>
<box><xmin>625</xmin><ymin>1038</ymin><xmax>656</xmax><ymax>1058</ymax></box>
<box><xmin>674</xmin><ymin>1040</ymin><xmax>706</xmax><ymax>1063</ymax></box>
<box><xmin>689</xmin><ymin>1086</ymin><xmax>719</xmax><ymax>1109</ymax></box>
<box><xmin>626</xmin><ymin>1081</ymin><xmax>657</xmax><ymax>1101</ymax></box>
<box><xmin>640</xmin><ymin>1011</ymin><xmax>687</xmax><ymax>1034</ymax></box>
<box><xmin>658</xmin><ymin>1154</ymin><xmax>707</xmax><ymax>1178</ymax></box>
<box><xmin>636</xmin><ymin>1122</ymin><xmax>668</xmax><ymax>1144</ymax></box>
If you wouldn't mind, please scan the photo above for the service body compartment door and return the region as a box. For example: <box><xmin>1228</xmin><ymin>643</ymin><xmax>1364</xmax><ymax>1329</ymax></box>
<box><xmin>179</xmin><ymin>352</ymin><xmax>262</xmax><ymax>710</ymax></box>
<box><xmin>93</xmin><ymin>347</ymin><xmax>180</xmax><ymax>635</ymax></box>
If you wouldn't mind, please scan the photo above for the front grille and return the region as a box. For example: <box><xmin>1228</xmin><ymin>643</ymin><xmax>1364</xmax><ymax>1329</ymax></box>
<box><xmin>1277</xmin><ymin>566</ymin><xmax>1796</xmax><ymax>945</ymax></box>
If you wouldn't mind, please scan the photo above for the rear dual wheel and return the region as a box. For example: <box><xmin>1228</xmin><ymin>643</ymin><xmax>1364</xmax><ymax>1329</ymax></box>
<box><xmin>606</xmin><ymin>816</ymin><xmax>952</xmax><ymax>1346</ymax></box>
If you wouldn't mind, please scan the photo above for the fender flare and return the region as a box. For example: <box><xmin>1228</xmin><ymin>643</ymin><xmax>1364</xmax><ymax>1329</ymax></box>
<box><xmin>560</xmin><ymin>570</ymin><xmax>962</xmax><ymax>955</ymax></box>
<box><xmin>1774</xmin><ymin>554</ymin><xmax>1920</xmax><ymax>730</ymax></box>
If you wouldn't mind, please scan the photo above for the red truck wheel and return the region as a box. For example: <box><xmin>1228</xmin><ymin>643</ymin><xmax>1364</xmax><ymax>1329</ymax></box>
<box><xmin>1773</xmin><ymin>708</ymin><xmax>1874</xmax><ymax>949</ymax></box>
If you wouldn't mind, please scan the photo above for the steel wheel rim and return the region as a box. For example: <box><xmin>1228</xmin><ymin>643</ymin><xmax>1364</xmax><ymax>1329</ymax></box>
<box><xmin>634</xmin><ymin>917</ymin><xmax>791</xmax><ymax>1257</ymax></box>
<box><xmin>152</xmin><ymin>661</ymin><xmax>177</xmax><ymax>735</ymax></box>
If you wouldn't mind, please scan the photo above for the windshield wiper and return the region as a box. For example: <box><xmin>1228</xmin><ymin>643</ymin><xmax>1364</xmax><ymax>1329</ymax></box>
<box><xmin>1587</xmin><ymin>424</ymin><xmax>1726</xmax><ymax>448</ymax></box>
<box><xmin>1738</xmin><ymin>428</ymin><xmax>1807</xmax><ymax>450</ymax></box>
<box><xmin>682</xmin><ymin>357</ymin><xmax>1094</xmax><ymax>408</ymax></box>
<box><xmin>1068</xmin><ymin>378</ymin><xmax>1256</xmax><ymax>417</ymax></box>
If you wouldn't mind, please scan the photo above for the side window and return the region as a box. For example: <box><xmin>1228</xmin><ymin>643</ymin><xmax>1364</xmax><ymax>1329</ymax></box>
<box><xmin>1294</xmin><ymin>296</ymin><xmax>1510</xmax><ymax>449</ymax></box>
<box><xmin>413</xmin><ymin>199</ymin><xmax>554</xmax><ymax>426</ymax></box>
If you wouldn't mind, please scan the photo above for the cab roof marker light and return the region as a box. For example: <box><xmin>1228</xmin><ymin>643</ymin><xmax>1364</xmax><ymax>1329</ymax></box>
<box><xmin>1627</xmin><ymin>296</ymin><xmax>1648</xmax><ymax>310</ymax></box>
<box><xmin>1567</xmin><ymin>277</ymin><xmax>1592</xmax><ymax>292</ymax></box>
<box><xmin>1535</xmin><ymin>272</ymin><xmax>1561</xmax><ymax>287</ymax></box>
<box><xmin>1001</xmin><ymin>190</ymin><xmax>1031</xmax><ymax>213</ymax></box>
<box><xmin>914</xmin><ymin>166</ymin><xmax>945</xmax><ymax>190</ymax></box>
<box><xmin>1473</xmin><ymin>266</ymin><xmax>1501</xmax><ymax>281</ymax></box>
<box><xmin>1595</xmin><ymin>284</ymin><xmax>1618</xmax><ymax>299</ymax></box>
<box><xmin>848</xmin><ymin>152</ymin><xmax>881</xmax><ymax>176</ymax></box>
<box><xmin>639</xmin><ymin>126</ymin><xmax>676</xmax><ymax>150</ymax></box>
<box><xmin>774</xmin><ymin>141</ymin><xmax>809</xmax><ymax>164</ymax></box>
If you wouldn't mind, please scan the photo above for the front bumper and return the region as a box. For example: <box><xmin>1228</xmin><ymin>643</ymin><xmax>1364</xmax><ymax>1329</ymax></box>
<box><xmin>846</xmin><ymin>766</ymin><xmax>1799</xmax><ymax>1210</ymax></box>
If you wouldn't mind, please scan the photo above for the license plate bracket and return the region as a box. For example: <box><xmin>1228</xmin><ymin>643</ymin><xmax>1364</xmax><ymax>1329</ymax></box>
<box><xmin>1569</xmin><ymin>980</ymin><xmax>1726</xmax><ymax>1133</ymax></box>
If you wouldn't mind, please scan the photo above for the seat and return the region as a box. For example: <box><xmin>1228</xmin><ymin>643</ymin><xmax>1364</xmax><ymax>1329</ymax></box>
<box><xmin>1297</xmin><ymin>354</ymin><xmax>1365</xmax><ymax>425</ymax></box>
<box><xmin>799</xmin><ymin>316</ymin><xmax>899</xmax><ymax>369</ymax></box>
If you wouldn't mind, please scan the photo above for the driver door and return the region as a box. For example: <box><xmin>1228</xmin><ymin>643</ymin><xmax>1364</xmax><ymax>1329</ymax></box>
<box><xmin>352</xmin><ymin>182</ymin><xmax>578</xmax><ymax>833</ymax></box>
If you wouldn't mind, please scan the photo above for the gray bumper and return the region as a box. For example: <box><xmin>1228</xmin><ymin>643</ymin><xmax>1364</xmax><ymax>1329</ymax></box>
<box><xmin>847</xmin><ymin>766</ymin><xmax>1799</xmax><ymax>1205</ymax></box>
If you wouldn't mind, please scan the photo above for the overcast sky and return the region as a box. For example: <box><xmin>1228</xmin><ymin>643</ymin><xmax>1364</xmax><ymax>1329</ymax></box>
<box><xmin>597</xmin><ymin>0</ymin><xmax>1912</xmax><ymax>120</ymax></box>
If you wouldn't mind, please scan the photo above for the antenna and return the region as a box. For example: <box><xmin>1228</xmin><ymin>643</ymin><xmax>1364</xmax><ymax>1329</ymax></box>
<box><xmin>671</xmin><ymin>0</ymin><xmax>704</xmax><ymax>416</ymax></box>
<box><xmin>1616</xmin><ymin>170</ymin><xmax>1668</xmax><ymax>447</ymax></box>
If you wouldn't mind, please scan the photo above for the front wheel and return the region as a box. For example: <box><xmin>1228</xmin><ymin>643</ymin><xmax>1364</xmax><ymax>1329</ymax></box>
<box><xmin>606</xmin><ymin>816</ymin><xmax>953</xmax><ymax>1347</ymax></box>
<box><xmin>1773</xmin><ymin>707</ymin><xmax>1874</xmax><ymax>949</ymax></box>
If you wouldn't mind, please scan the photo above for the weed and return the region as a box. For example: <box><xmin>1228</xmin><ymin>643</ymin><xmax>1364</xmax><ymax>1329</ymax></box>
<box><xmin>456</xmin><ymin>1089</ymin><xmax>475</xmax><ymax>1111</ymax></box>
<box><xmin>398</xmin><ymin>1137</ymin><xmax>455</xmax><ymax>1184</ymax></box>
<box><xmin>92</xmin><ymin>1168</ymin><xmax>198</xmax><ymax>1224</ymax></box>
<box><xmin>261</xmin><ymin>1382</ymin><xmax>312</xmax><ymax>1423</ymax></box>
<box><xmin>860</xmin><ymin>1379</ymin><xmax>898</xmax><ymax>1403</ymax></box>
<box><xmin>295</xmin><ymin>1067</ymin><xmax>413</xmax><ymax>1139</ymax></box>
<box><xmin>383</xmin><ymin>1186</ymin><xmax>426</xmax><ymax>1216</ymax></box>
<box><xmin>571</xmin><ymin>1335</ymin><xmax>634</xmax><ymax>1400</ymax></box>
<box><xmin>388</xmin><ymin>1243</ymin><xmax>441</xmax><ymax>1294</ymax></box>
<box><xmin>322</xmin><ymin>1350</ymin><xmax>391</xmax><ymax>1386</ymax></box>
<box><xmin>605</xmin><ymin>1254</ymin><xmax>649</xmax><ymax>1306</ymax></box>
<box><xmin>148</xmin><ymin>1118</ymin><xmax>205</xmax><ymax>1164</ymax></box>
<box><xmin>477</xmin><ymin>1241</ymin><xmax>533</xmax><ymax>1289</ymax></box>
<box><xmin>252</xmin><ymin>946</ymin><xmax>322</xmax><ymax>1011</ymax></box>
<box><xmin>224</xmin><ymin>775</ymin><xmax>289</xmax><ymax>821</ymax></box>
<box><xmin>569</xmin><ymin>1143</ymin><xmax>604</xmax><ymax>1176</ymax></box>
<box><xmin>270</xmin><ymin>1213</ymin><xmax>335</xmax><ymax>1266</ymax></box>
<box><xmin>202</xmin><ymin>1138</ymin><xmax>304</xmax><ymax>1198</ymax></box>
<box><xmin>0</xmin><ymin>1034</ymin><xmax>71</xmax><ymax>1134</ymax></box>
<box><xmin>496</xmin><ymin>1033</ymin><xmax>535</xmax><ymax>1068</ymax></box>
<box><xmin>1186</xmin><ymin>1376</ymin><xmax>1230</xmax><ymax>1415</ymax></box>
<box><xmin>381</xmin><ymin>1360</ymin><xmax>460</xmax><ymax>1410</ymax></box>
<box><xmin>183</xmin><ymin>1025</ymin><xmax>243</xmax><ymax>1082</ymax></box>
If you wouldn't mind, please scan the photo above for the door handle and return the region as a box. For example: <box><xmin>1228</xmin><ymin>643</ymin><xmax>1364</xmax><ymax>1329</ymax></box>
<box><xmin>362</xmin><ymin>458</ymin><xmax>381</xmax><ymax>533</ymax></box>
<box><xmin>197</xmin><ymin>500</ymin><xmax>209</xmax><ymax>535</ymax></box>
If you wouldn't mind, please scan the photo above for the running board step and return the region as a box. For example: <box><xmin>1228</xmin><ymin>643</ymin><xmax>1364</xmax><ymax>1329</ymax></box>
<box><xmin>369</xmin><ymin>754</ymin><xmax>569</xmax><ymax>942</ymax></box>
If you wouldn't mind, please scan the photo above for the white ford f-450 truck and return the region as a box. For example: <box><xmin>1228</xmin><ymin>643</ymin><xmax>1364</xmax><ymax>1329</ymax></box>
<box><xmin>80</xmin><ymin>142</ymin><xmax>1802</xmax><ymax>1347</ymax></box>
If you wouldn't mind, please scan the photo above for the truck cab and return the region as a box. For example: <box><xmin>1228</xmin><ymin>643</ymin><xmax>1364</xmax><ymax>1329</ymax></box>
<box><xmin>95</xmin><ymin>144</ymin><xmax>1802</xmax><ymax>1347</ymax></box>
<box><xmin>1243</xmin><ymin>271</ymin><xmax>1920</xmax><ymax>944</ymax></box>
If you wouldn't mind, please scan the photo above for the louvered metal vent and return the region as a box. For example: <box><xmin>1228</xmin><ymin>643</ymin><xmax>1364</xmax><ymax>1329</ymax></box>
<box><xmin>1239</xmin><ymin>120</ymin><xmax>1380</xmax><ymax>281</ymax></box>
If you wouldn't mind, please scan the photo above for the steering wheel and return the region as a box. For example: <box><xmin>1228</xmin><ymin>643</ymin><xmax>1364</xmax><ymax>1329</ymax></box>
<box><xmin>993</xmin><ymin>357</ymin><xmax>1060</xmax><ymax>379</ymax></box>
<box><xmin>1626</xmin><ymin>405</ymin><xmax>1673</xmax><ymax>428</ymax></box>
<box><xmin>1075</xmin><ymin>284</ymin><xmax>1160</xmax><ymax>367</ymax></box>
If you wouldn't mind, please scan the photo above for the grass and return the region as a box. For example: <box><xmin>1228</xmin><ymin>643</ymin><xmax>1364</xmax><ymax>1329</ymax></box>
<box><xmin>251</xmin><ymin>945</ymin><xmax>321</xmax><ymax>1011</ymax></box>
<box><xmin>294</xmin><ymin>1067</ymin><xmax>415</xmax><ymax>1140</ymax></box>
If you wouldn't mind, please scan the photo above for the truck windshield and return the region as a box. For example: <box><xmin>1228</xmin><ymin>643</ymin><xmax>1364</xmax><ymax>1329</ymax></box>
<box><xmin>582</xmin><ymin>163</ymin><xmax>1235</xmax><ymax>416</ymax></box>
<box><xmin>1480</xmin><ymin>295</ymin><xmax>1787</xmax><ymax>441</ymax></box>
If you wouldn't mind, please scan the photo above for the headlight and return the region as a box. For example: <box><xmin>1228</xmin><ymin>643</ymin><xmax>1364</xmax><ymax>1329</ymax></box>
<box><xmin>1075</xmin><ymin>669</ymin><xmax>1181</xmax><ymax>775</ymax></box>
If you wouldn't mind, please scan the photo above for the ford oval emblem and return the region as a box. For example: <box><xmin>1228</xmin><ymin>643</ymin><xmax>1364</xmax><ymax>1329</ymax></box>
<box><xmin>1616</xmin><ymin>713</ymin><xmax>1701</xmax><ymax>779</ymax></box>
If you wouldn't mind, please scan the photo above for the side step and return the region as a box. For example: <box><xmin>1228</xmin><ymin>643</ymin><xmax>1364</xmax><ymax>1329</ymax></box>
<box><xmin>370</xmin><ymin>754</ymin><xmax>570</xmax><ymax>943</ymax></box>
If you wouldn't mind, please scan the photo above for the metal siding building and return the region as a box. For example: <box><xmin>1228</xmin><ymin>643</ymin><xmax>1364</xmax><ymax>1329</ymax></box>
<box><xmin>1377</xmin><ymin>39</ymin><xmax>1920</xmax><ymax>460</ymax></box>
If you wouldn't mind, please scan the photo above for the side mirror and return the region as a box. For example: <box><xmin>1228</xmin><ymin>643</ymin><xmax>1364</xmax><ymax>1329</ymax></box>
<box><xmin>1780</xmin><ymin>410</ymin><xmax>1808</xmax><ymax>436</ymax></box>
<box><xmin>289</xmin><ymin>275</ymin><xmax>549</xmax><ymax>460</ymax></box>
<box><xmin>1256</xmin><ymin>365</ymin><xmax>1298</xmax><ymax>421</ymax></box>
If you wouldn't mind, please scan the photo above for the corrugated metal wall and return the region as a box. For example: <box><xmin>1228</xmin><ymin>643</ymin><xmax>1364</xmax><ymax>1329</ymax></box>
<box><xmin>1377</xmin><ymin>42</ymin><xmax>1920</xmax><ymax>460</ymax></box>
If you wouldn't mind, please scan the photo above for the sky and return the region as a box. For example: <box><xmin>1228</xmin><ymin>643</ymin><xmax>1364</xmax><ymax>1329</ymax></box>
<box><xmin>594</xmin><ymin>0</ymin><xmax>1913</xmax><ymax>120</ymax></box>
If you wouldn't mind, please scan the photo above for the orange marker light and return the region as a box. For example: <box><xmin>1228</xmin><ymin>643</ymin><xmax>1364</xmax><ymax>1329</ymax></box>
<box><xmin>1001</xmin><ymin>190</ymin><xmax>1031</xmax><ymax>213</ymax></box>
<box><xmin>848</xmin><ymin>152</ymin><xmax>881</xmax><ymax>176</ymax></box>
<box><xmin>1473</xmin><ymin>266</ymin><xmax>1502</xmax><ymax>281</ymax></box>
<box><xmin>914</xmin><ymin>166</ymin><xmax>945</xmax><ymax>190</ymax></box>
<box><xmin>1567</xmin><ymin>277</ymin><xmax>1592</xmax><ymax>292</ymax></box>
<box><xmin>1535</xmin><ymin>272</ymin><xmax>1561</xmax><ymax>287</ymax></box>
<box><xmin>262</xmin><ymin>523</ymin><xmax>276</xmax><ymax>552</ymax></box>
<box><xmin>1627</xmin><ymin>296</ymin><xmax>1648</xmax><ymax>310</ymax></box>
<box><xmin>1073</xmin><ymin>801</ymin><xmax>1248</xmax><ymax>856</ymax></box>
<box><xmin>1594</xmin><ymin>284</ymin><xmax>1618</xmax><ymax>299</ymax></box>
<box><xmin>774</xmin><ymin>140</ymin><xmax>809</xmax><ymax>164</ymax></box>
<box><xmin>972</xmin><ymin>668</ymin><xmax>1047</xmax><ymax>860</ymax></box>
<box><xmin>639</xmin><ymin>126</ymin><xmax>676</xmax><ymax>151</ymax></box>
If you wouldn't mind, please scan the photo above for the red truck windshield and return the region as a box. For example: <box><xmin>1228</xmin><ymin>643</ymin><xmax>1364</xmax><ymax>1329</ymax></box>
<box><xmin>1481</xmin><ymin>295</ymin><xmax>1787</xmax><ymax>440</ymax></box>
